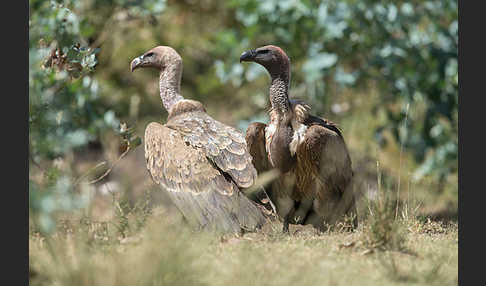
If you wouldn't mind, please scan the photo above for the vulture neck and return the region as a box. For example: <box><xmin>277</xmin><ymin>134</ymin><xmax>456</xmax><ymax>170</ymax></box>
<box><xmin>266</xmin><ymin>67</ymin><xmax>295</xmax><ymax>172</ymax></box>
<box><xmin>159</xmin><ymin>61</ymin><xmax>183</xmax><ymax>111</ymax></box>
<box><xmin>269</xmin><ymin>70</ymin><xmax>291</xmax><ymax>120</ymax></box>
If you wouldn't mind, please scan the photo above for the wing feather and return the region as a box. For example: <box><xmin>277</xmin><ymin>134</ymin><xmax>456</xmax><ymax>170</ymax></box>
<box><xmin>167</xmin><ymin>112</ymin><xmax>257</xmax><ymax>188</ymax></box>
<box><xmin>145</xmin><ymin>122</ymin><xmax>237</xmax><ymax>195</ymax></box>
<box><xmin>245</xmin><ymin>122</ymin><xmax>271</xmax><ymax>173</ymax></box>
<box><xmin>295</xmin><ymin>124</ymin><xmax>352</xmax><ymax>197</ymax></box>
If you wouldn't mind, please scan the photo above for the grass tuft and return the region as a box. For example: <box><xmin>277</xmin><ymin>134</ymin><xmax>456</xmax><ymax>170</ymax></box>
<box><xmin>361</xmin><ymin>192</ymin><xmax>407</xmax><ymax>252</ymax></box>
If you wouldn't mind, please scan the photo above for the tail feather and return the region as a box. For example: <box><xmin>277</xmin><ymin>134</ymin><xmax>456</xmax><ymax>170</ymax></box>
<box><xmin>165</xmin><ymin>189</ymin><xmax>266</xmax><ymax>234</ymax></box>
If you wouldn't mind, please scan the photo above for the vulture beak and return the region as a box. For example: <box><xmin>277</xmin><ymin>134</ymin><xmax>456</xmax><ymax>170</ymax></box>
<box><xmin>130</xmin><ymin>55</ymin><xmax>144</xmax><ymax>72</ymax></box>
<box><xmin>240</xmin><ymin>49</ymin><xmax>256</xmax><ymax>63</ymax></box>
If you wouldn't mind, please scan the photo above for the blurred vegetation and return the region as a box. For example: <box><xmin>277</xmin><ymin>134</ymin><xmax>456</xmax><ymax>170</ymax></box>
<box><xmin>29</xmin><ymin>0</ymin><xmax>457</xmax><ymax>234</ymax></box>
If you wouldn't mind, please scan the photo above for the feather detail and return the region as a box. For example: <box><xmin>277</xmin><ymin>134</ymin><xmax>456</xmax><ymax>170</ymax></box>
<box><xmin>168</xmin><ymin>111</ymin><xmax>257</xmax><ymax>188</ymax></box>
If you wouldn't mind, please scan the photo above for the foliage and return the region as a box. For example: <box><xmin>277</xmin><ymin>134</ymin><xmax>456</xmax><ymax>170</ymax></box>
<box><xmin>29</xmin><ymin>171</ymin><xmax>94</xmax><ymax>234</ymax></box>
<box><xmin>29</xmin><ymin>0</ymin><xmax>163</xmax><ymax>233</ymax></box>
<box><xmin>219</xmin><ymin>0</ymin><xmax>458</xmax><ymax>187</ymax></box>
<box><xmin>30</xmin><ymin>1</ymin><xmax>104</xmax><ymax>160</ymax></box>
<box><xmin>29</xmin><ymin>0</ymin><xmax>164</xmax><ymax>160</ymax></box>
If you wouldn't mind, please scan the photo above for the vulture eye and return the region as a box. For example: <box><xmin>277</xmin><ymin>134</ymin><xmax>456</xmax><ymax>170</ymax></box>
<box><xmin>257</xmin><ymin>49</ymin><xmax>269</xmax><ymax>54</ymax></box>
<box><xmin>144</xmin><ymin>52</ymin><xmax>154</xmax><ymax>58</ymax></box>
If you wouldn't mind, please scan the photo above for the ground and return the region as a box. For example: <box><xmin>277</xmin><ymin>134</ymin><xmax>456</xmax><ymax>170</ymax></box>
<box><xmin>29</xmin><ymin>202</ymin><xmax>458</xmax><ymax>286</ymax></box>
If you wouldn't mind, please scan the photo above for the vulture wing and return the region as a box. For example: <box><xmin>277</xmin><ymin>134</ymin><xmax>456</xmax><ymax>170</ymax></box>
<box><xmin>296</xmin><ymin>123</ymin><xmax>352</xmax><ymax>196</ymax></box>
<box><xmin>145</xmin><ymin>122</ymin><xmax>238</xmax><ymax>195</ymax></box>
<box><xmin>303</xmin><ymin>114</ymin><xmax>344</xmax><ymax>138</ymax></box>
<box><xmin>245</xmin><ymin>122</ymin><xmax>271</xmax><ymax>173</ymax></box>
<box><xmin>145</xmin><ymin>122</ymin><xmax>265</xmax><ymax>233</ymax></box>
<box><xmin>245</xmin><ymin>122</ymin><xmax>282</xmax><ymax>211</ymax></box>
<box><xmin>166</xmin><ymin>111</ymin><xmax>257</xmax><ymax>189</ymax></box>
<box><xmin>295</xmin><ymin>122</ymin><xmax>357</xmax><ymax>225</ymax></box>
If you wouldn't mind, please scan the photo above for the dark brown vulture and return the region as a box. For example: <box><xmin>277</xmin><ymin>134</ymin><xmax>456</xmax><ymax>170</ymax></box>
<box><xmin>240</xmin><ymin>45</ymin><xmax>358</xmax><ymax>232</ymax></box>
<box><xmin>130</xmin><ymin>46</ymin><xmax>265</xmax><ymax>234</ymax></box>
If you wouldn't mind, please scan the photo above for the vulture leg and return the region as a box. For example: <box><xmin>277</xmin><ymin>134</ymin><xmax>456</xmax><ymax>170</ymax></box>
<box><xmin>270</xmin><ymin>174</ymin><xmax>297</xmax><ymax>233</ymax></box>
<box><xmin>290</xmin><ymin>197</ymin><xmax>314</xmax><ymax>225</ymax></box>
<box><xmin>303</xmin><ymin>210</ymin><xmax>325</xmax><ymax>230</ymax></box>
<box><xmin>282</xmin><ymin>214</ymin><xmax>292</xmax><ymax>233</ymax></box>
<box><xmin>281</xmin><ymin>201</ymin><xmax>295</xmax><ymax>234</ymax></box>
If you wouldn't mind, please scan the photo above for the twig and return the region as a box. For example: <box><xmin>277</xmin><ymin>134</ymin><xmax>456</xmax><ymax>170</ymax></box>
<box><xmin>73</xmin><ymin>161</ymin><xmax>107</xmax><ymax>186</ymax></box>
<box><xmin>73</xmin><ymin>146</ymin><xmax>131</xmax><ymax>186</ymax></box>
<box><xmin>88</xmin><ymin>147</ymin><xmax>132</xmax><ymax>184</ymax></box>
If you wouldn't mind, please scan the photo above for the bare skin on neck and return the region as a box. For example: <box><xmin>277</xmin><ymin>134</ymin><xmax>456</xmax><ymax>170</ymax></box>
<box><xmin>159</xmin><ymin>60</ymin><xmax>183</xmax><ymax>111</ymax></box>
<box><xmin>267</xmin><ymin>68</ymin><xmax>295</xmax><ymax>172</ymax></box>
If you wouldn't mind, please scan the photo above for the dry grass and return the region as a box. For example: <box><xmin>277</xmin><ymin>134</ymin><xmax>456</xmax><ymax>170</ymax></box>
<box><xmin>29</xmin><ymin>193</ymin><xmax>458</xmax><ymax>286</ymax></box>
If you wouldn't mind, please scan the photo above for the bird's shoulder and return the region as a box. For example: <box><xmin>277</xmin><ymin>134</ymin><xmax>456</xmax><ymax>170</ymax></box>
<box><xmin>168</xmin><ymin>99</ymin><xmax>206</xmax><ymax>119</ymax></box>
<box><xmin>303</xmin><ymin>114</ymin><xmax>343</xmax><ymax>138</ymax></box>
<box><xmin>288</xmin><ymin>98</ymin><xmax>342</xmax><ymax>137</ymax></box>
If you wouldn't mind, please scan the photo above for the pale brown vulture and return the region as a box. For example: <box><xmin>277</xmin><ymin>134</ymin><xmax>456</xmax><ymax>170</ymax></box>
<box><xmin>130</xmin><ymin>46</ymin><xmax>265</xmax><ymax>234</ymax></box>
<box><xmin>240</xmin><ymin>45</ymin><xmax>358</xmax><ymax>232</ymax></box>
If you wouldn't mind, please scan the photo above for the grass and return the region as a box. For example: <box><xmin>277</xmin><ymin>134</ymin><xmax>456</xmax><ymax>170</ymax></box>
<box><xmin>29</xmin><ymin>188</ymin><xmax>458</xmax><ymax>286</ymax></box>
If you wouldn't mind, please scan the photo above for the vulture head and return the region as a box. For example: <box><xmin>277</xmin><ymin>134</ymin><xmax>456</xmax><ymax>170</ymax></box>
<box><xmin>239</xmin><ymin>45</ymin><xmax>290</xmax><ymax>77</ymax></box>
<box><xmin>130</xmin><ymin>46</ymin><xmax>182</xmax><ymax>72</ymax></box>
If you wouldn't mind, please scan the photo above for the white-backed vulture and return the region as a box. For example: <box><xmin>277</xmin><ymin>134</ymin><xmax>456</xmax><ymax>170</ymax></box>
<box><xmin>130</xmin><ymin>46</ymin><xmax>265</xmax><ymax>234</ymax></box>
<box><xmin>240</xmin><ymin>45</ymin><xmax>358</xmax><ymax>232</ymax></box>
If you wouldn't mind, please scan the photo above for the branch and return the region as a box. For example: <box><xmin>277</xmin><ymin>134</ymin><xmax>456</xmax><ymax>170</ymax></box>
<box><xmin>73</xmin><ymin>146</ymin><xmax>132</xmax><ymax>186</ymax></box>
<box><xmin>88</xmin><ymin>146</ymin><xmax>131</xmax><ymax>184</ymax></box>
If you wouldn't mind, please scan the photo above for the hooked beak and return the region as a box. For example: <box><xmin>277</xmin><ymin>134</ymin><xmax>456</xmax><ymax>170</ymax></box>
<box><xmin>239</xmin><ymin>49</ymin><xmax>256</xmax><ymax>63</ymax></box>
<box><xmin>130</xmin><ymin>56</ymin><xmax>144</xmax><ymax>72</ymax></box>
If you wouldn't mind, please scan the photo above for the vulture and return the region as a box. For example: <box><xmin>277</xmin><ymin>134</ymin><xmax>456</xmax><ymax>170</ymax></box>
<box><xmin>240</xmin><ymin>45</ymin><xmax>358</xmax><ymax>232</ymax></box>
<box><xmin>130</xmin><ymin>46</ymin><xmax>265</xmax><ymax>234</ymax></box>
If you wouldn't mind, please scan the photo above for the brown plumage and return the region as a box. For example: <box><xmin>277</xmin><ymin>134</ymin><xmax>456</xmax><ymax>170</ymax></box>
<box><xmin>131</xmin><ymin>46</ymin><xmax>265</xmax><ymax>234</ymax></box>
<box><xmin>240</xmin><ymin>45</ymin><xmax>358</xmax><ymax>232</ymax></box>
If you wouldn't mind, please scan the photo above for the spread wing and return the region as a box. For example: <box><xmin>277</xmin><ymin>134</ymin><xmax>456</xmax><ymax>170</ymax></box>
<box><xmin>166</xmin><ymin>111</ymin><xmax>257</xmax><ymax>188</ymax></box>
<box><xmin>145</xmin><ymin>122</ymin><xmax>238</xmax><ymax>195</ymax></box>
